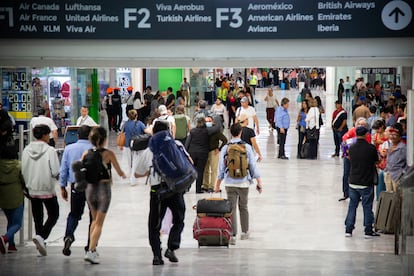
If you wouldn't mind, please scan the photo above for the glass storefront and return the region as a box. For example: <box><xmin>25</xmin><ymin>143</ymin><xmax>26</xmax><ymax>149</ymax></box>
<box><xmin>0</xmin><ymin>67</ymin><xmax>99</xmax><ymax>135</ymax></box>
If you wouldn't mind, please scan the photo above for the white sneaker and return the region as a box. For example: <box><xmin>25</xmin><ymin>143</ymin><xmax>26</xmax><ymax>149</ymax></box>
<box><xmin>32</xmin><ymin>235</ymin><xmax>47</xmax><ymax>256</ymax></box>
<box><xmin>229</xmin><ymin>236</ymin><xmax>236</xmax><ymax>245</ymax></box>
<box><xmin>240</xmin><ymin>232</ymin><xmax>250</xmax><ymax>240</ymax></box>
<box><xmin>85</xmin><ymin>250</ymin><xmax>100</xmax><ymax>264</ymax></box>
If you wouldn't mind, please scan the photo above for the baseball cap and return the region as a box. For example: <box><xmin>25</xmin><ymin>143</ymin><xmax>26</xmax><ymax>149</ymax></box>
<box><xmin>240</xmin><ymin>96</ymin><xmax>248</xmax><ymax>103</ymax></box>
<box><xmin>356</xmin><ymin>126</ymin><xmax>368</xmax><ymax>136</ymax></box>
<box><xmin>158</xmin><ymin>105</ymin><xmax>168</xmax><ymax>115</ymax></box>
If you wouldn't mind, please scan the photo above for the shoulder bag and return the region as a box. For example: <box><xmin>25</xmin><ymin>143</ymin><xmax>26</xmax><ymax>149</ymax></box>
<box><xmin>116</xmin><ymin>132</ymin><xmax>126</xmax><ymax>148</ymax></box>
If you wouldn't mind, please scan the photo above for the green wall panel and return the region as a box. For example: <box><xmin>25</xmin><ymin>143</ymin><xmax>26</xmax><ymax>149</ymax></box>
<box><xmin>158</xmin><ymin>69</ymin><xmax>182</xmax><ymax>95</ymax></box>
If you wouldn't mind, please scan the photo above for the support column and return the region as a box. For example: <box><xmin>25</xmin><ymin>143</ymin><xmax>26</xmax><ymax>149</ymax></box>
<box><xmin>408</xmin><ymin>74</ymin><xmax>413</xmax><ymax>166</ymax></box>
<box><xmin>131</xmin><ymin>68</ymin><xmax>143</xmax><ymax>93</ymax></box>
<box><xmin>325</xmin><ymin>67</ymin><xmax>336</xmax><ymax>128</ymax></box>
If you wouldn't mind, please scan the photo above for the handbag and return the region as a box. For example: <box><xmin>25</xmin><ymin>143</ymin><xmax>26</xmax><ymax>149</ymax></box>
<box><xmin>116</xmin><ymin>132</ymin><xmax>126</xmax><ymax>147</ymax></box>
<box><xmin>306</xmin><ymin>127</ymin><xmax>317</xmax><ymax>140</ymax></box>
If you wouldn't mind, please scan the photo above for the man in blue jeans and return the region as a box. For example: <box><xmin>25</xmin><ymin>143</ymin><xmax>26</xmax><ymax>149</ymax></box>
<box><xmin>275</xmin><ymin>97</ymin><xmax>290</xmax><ymax>159</ymax></box>
<box><xmin>340</xmin><ymin>117</ymin><xmax>371</xmax><ymax>201</ymax></box>
<box><xmin>345</xmin><ymin>126</ymin><xmax>379</xmax><ymax>238</ymax></box>
<box><xmin>59</xmin><ymin>125</ymin><xmax>92</xmax><ymax>256</ymax></box>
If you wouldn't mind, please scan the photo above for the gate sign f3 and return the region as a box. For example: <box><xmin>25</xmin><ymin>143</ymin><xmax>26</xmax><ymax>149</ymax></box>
<box><xmin>382</xmin><ymin>0</ymin><xmax>412</xmax><ymax>30</ymax></box>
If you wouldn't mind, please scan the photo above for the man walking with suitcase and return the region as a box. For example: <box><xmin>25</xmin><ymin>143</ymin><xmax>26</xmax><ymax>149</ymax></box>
<box><xmin>215</xmin><ymin>123</ymin><xmax>263</xmax><ymax>245</ymax></box>
<box><xmin>344</xmin><ymin>126</ymin><xmax>380</xmax><ymax>238</ymax></box>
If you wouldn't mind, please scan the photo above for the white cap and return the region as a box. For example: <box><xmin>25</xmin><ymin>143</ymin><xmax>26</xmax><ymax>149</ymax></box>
<box><xmin>158</xmin><ymin>105</ymin><xmax>168</xmax><ymax>115</ymax></box>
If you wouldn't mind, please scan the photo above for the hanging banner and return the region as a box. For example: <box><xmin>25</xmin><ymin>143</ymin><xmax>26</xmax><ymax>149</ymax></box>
<box><xmin>0</xmin><ymin>0</ymin><xmax>412</xmax><ymax>39</ymax></box>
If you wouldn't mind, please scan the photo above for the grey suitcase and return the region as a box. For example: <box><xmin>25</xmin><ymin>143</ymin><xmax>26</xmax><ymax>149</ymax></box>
<box><xmin>375</xmin><ymin>191</ymin><xmax>401</xmax><ymax>234</ymax></box>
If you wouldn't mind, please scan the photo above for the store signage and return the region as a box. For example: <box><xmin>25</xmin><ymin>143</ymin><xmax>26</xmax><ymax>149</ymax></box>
<box><xmin>361</xmin><ymin>68</ymin><xmax>396</xmax><ymax>74</ymax></box>
<box><xmin>0</xmin><ymin>1</ymin><xmax>412</xmax><ymax>39</ymax></box>
<box><xmin>2</xmin><ymin>70</ymin><xmax>33</xmax><ymax>120</ymax></box>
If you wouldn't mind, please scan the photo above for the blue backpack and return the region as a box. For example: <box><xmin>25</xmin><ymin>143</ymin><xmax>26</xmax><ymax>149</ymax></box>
<box><xmin>149</xmin><ymin>130</ymin><xmax>197</xmax><ymax>198</ymax></box>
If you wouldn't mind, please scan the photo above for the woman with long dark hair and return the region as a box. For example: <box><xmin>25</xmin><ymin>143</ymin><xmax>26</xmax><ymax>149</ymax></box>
<box><xmin>296</xmin><ymin>100</ymin><xmax>309</xmax><ymax>158</ymax></box>
<box><xmin>84</xmin><ymin>127</ymin><xmax>126</xmax><ymax>264</ymax></box>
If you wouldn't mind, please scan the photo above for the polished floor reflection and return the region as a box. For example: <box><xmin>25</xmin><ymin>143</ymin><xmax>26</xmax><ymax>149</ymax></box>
<box><xmin>0</xmin><ymin>88</ymin><xmax>405</xmax><ymax>275</ymax></box>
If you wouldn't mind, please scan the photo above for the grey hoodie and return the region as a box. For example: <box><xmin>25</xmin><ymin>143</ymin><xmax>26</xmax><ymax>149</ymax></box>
<box><xmin>22</xmin><ymin>141</ymin><xmax>60</xmax><ymax>196</ymax></box>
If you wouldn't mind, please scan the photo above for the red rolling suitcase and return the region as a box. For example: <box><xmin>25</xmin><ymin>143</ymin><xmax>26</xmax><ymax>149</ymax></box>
<box><xmin>193</xmin><ymin>197</ymin><xmax>233</xmax><ymax>247</ymax></box>
<box><xmin>193</xmin><ymin>216</ymin><xmax>232</xmax><ymax>247</ymax></box>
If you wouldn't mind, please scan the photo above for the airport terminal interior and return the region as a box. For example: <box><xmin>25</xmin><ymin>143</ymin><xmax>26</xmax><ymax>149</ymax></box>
<box><xmin>0</xmin><ymin>73</ymin><xmax>412</xmax><ymax>274</ymax></box>
<box><xmin>0</xmin><ymin>2</ymin><xmax>413</xmax><ymax>273</ymax></box>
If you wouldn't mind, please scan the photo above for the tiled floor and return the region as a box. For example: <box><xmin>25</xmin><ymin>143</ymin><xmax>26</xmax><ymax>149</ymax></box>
<box><xmin>0</xmin><ymin>88</ymin><xmax>406</xmax><ymax>275</ymax></box>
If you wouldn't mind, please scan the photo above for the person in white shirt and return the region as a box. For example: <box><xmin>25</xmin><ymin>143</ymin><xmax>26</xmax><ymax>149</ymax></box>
<box><xmin>76</xmin><ymin>106</ymin><xmax>98</xmax><ymax>127</ymax></box>
<box><xmin>147</xmin><ymin>105</ymin><xmax>176</xmax><ymax>138</ymax></box>
<box><xmin>210</xmin><ymin>98</ymin><xmax>226</xmax><ymax>126</ymax></box>
<box><xmin>305</xmin><ymin>98</ymin><xmax>321</xmax><ymax>159</ymax></box>
<box><xmin>236</xmin><ymin>97</ymin><xmax>260</xmax><ymax>135</ymax></box>
<box><xmin>30</xmin><ymin>107</ymin><xmax>58</xmax><ymax>147</ymax></box>
<box><xmin>180</xmin><ymin>78</ymin><xmax>191</xmax><ymax>107</ymax></box>
<box><xmin>22</xmin><ymin>124</ymin><xmax>60</xmax><ymax>256</ymax></box>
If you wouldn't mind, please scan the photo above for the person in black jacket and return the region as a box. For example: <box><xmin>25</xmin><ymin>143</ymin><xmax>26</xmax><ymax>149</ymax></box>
<box><xmin>202</xmin><ymin>116</ymin><xmax>228</xmax><ymax>192</ymax></box>
<box><xmin>185</xmin><ymin>116</ymin><xmax>221</xmax><ymax>193</ymax></box>
<box><xmin>111</xmin><ymin>88</ymin><xmax>122</xmax><ymax>132</ymax></box>
<box><xmin>344</xmin><ymin>126</ymin><xmax>379</xmax><ymax>238</ymax></box>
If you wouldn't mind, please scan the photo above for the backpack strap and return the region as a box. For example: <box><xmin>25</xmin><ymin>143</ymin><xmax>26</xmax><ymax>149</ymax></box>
<box><xmin>236</xmin><ymin>107</ymin><xmax>241</xmax><ymax>117</ymax></box>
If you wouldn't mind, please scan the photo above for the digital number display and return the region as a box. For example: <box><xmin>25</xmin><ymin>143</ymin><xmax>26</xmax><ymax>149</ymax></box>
<box><xmin>11</xmin><ymin>72</ymin><xmax>31</xmax><ymax>91</ymax></box>
<box><xmin>8</xmin><ymin>92</ymin><xmax>32</xmax><ymax>112</ymax></box>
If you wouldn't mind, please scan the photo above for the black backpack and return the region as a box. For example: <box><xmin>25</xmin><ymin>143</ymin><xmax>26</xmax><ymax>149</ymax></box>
<box><xmin>130</xmin><ymin>134</ymin><xmax>151</xmax><ymax>151</ymax></box>
<box><xmin>72</xmin><ymin>149</ymin><xmax>109</xmax><ymax>191</ymax></box>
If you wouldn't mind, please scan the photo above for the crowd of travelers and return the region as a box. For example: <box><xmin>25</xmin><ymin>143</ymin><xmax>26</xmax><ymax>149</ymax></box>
<box><xmin>0</xmin><ymin>72</ymin><xmax>409</xmax><ymax>266</ymax></box>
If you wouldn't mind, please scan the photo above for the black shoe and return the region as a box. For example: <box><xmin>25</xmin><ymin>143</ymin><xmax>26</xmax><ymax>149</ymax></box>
<box><xmin>280</xmin><ymin>156</ymin><xmax>289</xmax><ymax>160</ymax></box>
<box><xmin>62</xmin><ymin>237</ymin><xmax>73</xmax><ymax>256</ymax></box>
<box><xmin>164</xmin><ymin>249</ymin><xmax>178</xmax><ymax>263</ymax></box>
<box><xmin>153</xmin><ymin>256</ymin><xmax>164</xmax><ymax>265</ymax></box>
<box><xmin>338</xmin><ymin>196</ymin><xmax>349</xmax><ymax>202</ymax></box>
<box><xmin>364</xmin><ymin>232</ymin><xmax>380</xmax><ymax>239</ymax></box>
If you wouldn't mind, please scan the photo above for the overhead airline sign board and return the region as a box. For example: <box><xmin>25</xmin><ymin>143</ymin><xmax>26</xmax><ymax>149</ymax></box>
<box><xmin>0</xmin><ymin>0</ymin><xmax>413</xmax><ymax>39</ymax></box>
